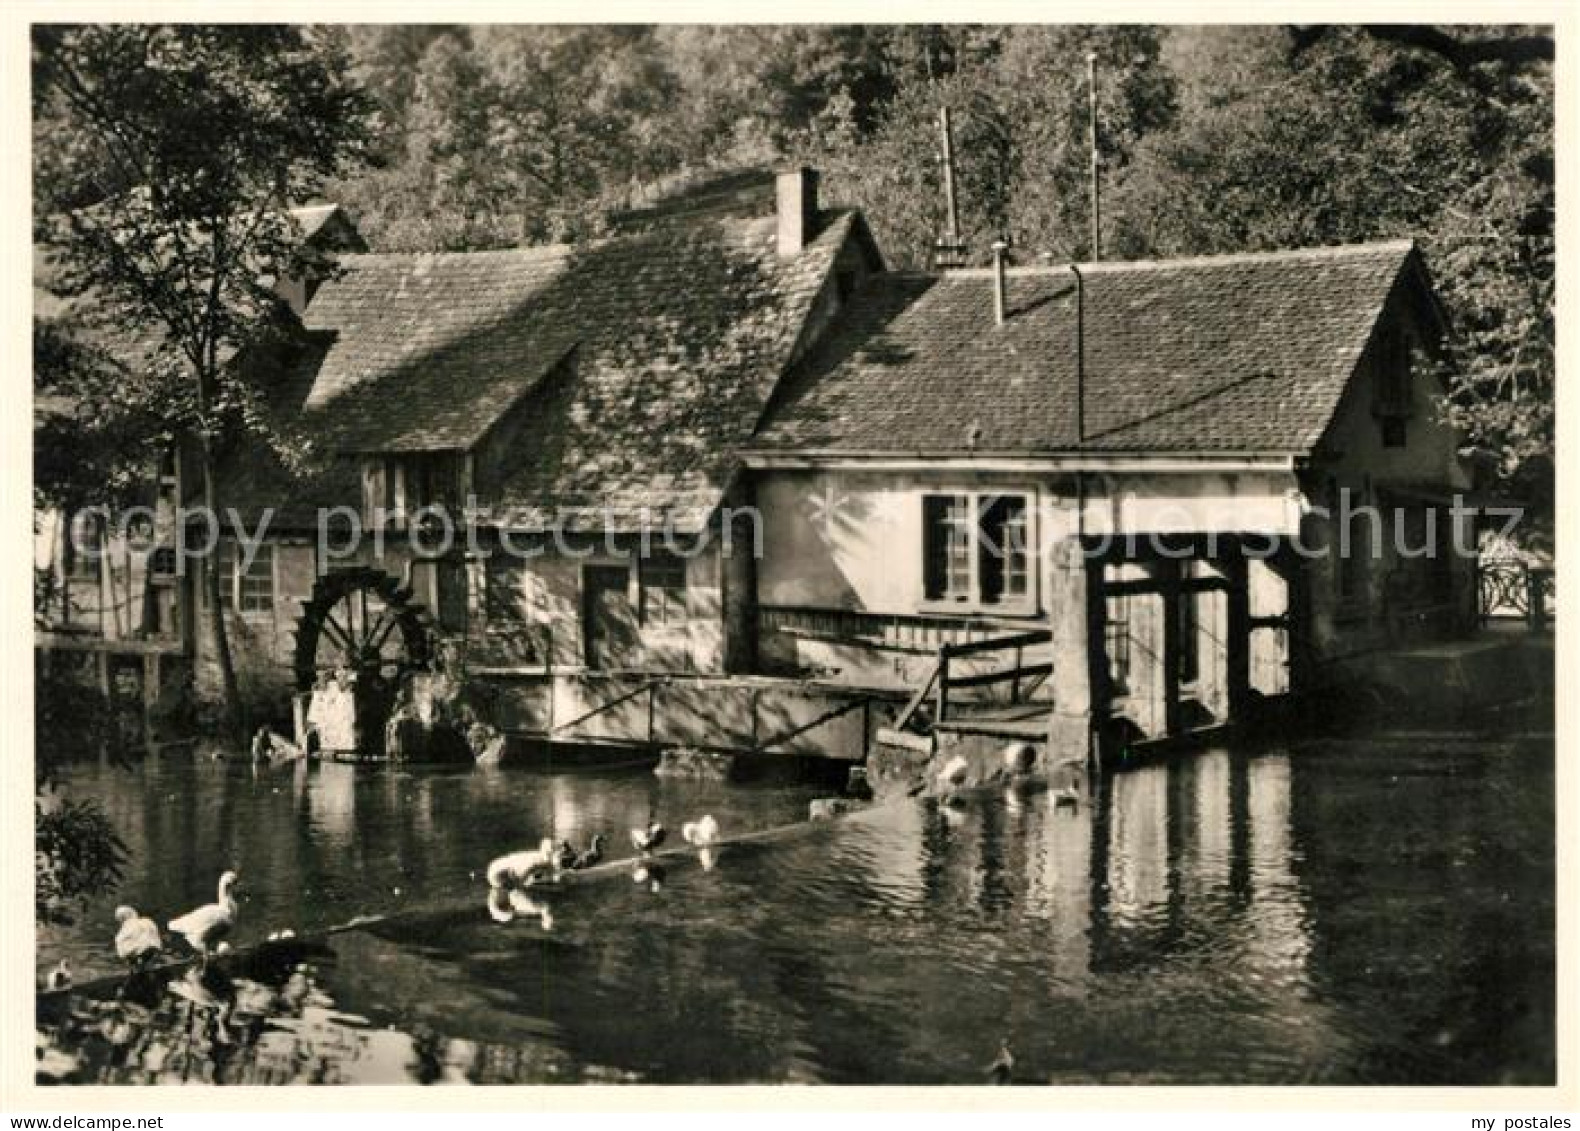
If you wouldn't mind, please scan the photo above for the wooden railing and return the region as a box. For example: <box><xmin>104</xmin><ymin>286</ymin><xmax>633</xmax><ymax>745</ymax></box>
<box><xmin>889</xmin><ymin>627</ymin><xmax>1054</xmax><ymax>732</ymax></box>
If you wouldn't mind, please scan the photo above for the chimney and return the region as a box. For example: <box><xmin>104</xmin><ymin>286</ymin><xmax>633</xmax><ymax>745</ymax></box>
<box><xmin>991</xmin><ymin>238</ymin><xmax>1009</xmax><ymax>326</ymax></box>
<box><xmin>776</xmin><ymin>166</ymin><xmax>820</xmax><ymax>258</ymax></box>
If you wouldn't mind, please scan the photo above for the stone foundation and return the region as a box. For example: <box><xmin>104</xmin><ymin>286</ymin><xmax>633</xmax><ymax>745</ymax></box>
<box><xmin>654</xmin><ymin>747</ymin><xmax>736</xmax><ymax>781</ymax></box>
<box><xmin>867</xmin><ymin>733</ymin><xmax>1049</xmax><ymax>803</ymax></box>
<box><xmin>383</xmin><ymin>671</ymin><xmax>504</xmax><ymax>764</ymax></box>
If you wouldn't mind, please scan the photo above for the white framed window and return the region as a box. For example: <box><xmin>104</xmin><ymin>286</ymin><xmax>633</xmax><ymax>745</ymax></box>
<box><xmin>640</xmin><ymin>553</ymin><xmax>688</xmax><ymax>626</ymax></box>
<box><xmin>217</xmin><ymin>540</ymin><xmax>275</xmax><ymax>614</ymax></box>
<box><xmin>921</xmin><ymin>491</ymin><xmax>1033</xmax><ymax>611</ymax></box>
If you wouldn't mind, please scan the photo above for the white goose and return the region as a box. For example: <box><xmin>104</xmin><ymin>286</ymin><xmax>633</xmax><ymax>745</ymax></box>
<box><xmin>681</xmin><ymin>814</ymin><xmax>720</xmax><ymax>848</ymax></box>
<box><xmin>168</xmin><ymin>871</ymin><xmax>239</xmax><ymax>959</ymax></box>
<box><xmin>486</xmin><ymin>839</ymin><xmax>559</xmax><ymax>890</ymax></box>
<box><xmin>113</xmin><ymin>905</ymin><xmax>163</xmax><ymax>970</ymax></box>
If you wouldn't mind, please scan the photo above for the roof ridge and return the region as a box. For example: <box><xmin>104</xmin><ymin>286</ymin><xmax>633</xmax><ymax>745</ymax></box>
<box><xmin>341</xmin><ymin>212</ymin><xmax>779</xmax><ymax>264</ymax></box>
<box><xmin>939</xmin><ymin>237</ymin><xmax>1417</xmax><ymax>278</ymax></box>
<box><xmin>337</xmin><ymin>243</ymin><xmax>572</xmax><ymax>265</ymax></box>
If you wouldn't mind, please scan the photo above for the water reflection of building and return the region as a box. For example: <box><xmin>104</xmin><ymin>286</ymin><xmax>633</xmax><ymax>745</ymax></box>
<box><xmin>305</xmin><ymin>762</ymin><xmax>359</xmax><ymax>849</ymax></box>
<box><xmin>1107</xmin><ymin>763</ymin><xmax>1170</xmax><ymax>927</ymax></box>
<box><xmin>1245</xmin><ymin>754</ymin><xmax>1310</xmax><ymax>984</ymax></box>
<box><xmin>1186</xmin><ymin>750</ymin><xmax>1232</xmax><ymax>895</ymax></box>
<box><xmin>897</xmin><ymin>744</ymin><xmax>1311</xmax><ymax>980</ymax></box>
<box><xmin>1090</xmin><ymin>750</ymin><xmax>1310</xmax><ymax>978</ymax></box>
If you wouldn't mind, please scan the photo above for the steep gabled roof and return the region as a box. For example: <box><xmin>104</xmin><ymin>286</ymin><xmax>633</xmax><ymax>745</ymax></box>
<box><xmin>299</xmin><ymin>242</ymin><xmax>574</xmax><ymax>452</ymax></box>
<box><xmin>752</xmin><ymin>239</ymin><xmax>1430</xmax><ymax>458</ymax></box>
<box><xmin>295</xmin><ymin>210</ymin><xmax>861</xmax><ymax>530</ymax></box>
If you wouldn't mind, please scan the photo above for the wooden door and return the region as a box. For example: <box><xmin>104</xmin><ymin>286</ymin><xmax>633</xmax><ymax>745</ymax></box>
<box><xmin>582</xmin><ymin>564</ymin><xmax>635</xmax><ymax>670</ymax></box>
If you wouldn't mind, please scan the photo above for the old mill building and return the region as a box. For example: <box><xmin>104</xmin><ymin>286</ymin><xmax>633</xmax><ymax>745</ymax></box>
<box><xmin>35</xmin><ymin>168</ymin><xmax>1490</xmax><ymax>764</ymax></box>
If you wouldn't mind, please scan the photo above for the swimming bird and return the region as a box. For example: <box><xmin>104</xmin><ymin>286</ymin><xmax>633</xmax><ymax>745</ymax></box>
<box><xmin>568</xmin><ymin>834</ymin><xmax>606</xmax><ymax>870</ymax></box>
<box><xmin>44</xmin><ymin>959</ymin><xmax>71</xmax><ymax>991</ymax></box>
<box><xmin>681</xmin><ymin>814</ymin><xmax>720</xmax><ymax>848</ymax></box>
<box><xmin>486</xmin><ymin>839</ymin><xmax>559</xmax><ymax>890</ymax></box>
<box><xmin>168</xmin><ymin>871</ymin><xmax>239</xmax><ymax>960</ymax></box>
<box><xmin>113</xmin><ymin>906</ymin><xmax>162</xmax><ymax>970</ymax></box>
<box><xmin>987</xmin><ymin>1038</ymin><xmax>1015</xmax><ymax>1085</ymax></box>
<box><xmin>630</xmin><ymin>822</ymin><xmax>666</xmax><ymax>855</ymax></box>
<box><xmin>553</xmin><ymin>840</ymin><xmax>578</xmax><ymax>872</ymax></box>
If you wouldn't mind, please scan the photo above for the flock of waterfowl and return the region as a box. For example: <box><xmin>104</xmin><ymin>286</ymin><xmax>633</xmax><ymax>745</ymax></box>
<box><xmin>41</xmin><ymin>756</ymin><xmax>1062</xmax><ymax>1082</ymax></box>
<box><xmin>49</xmin><ymin>737</ymin><xmax>1079</xmax><ymax>995</ymax></box>
<box><xmin>483</xmin><ymin>814</ymin><xmax>723</xmax><ymax>918</ymax></box>
<box><xmin>44</xmin><ymin>810</ymin><xmax>727</xmax><ymax>995</ymax></box>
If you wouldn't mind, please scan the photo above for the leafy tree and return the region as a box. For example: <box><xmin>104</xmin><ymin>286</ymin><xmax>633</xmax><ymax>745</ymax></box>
<box><xmin>33</xmin><ymin>25</ymin><xmax>374</xmax><ymax>736</ymax></box>
<box><xmin>803</xmin><ymin>26</ymin><xmax>1177</xmax><ymax>267</ymax></box>
<box><xmin>1106</xmin><ymin>26</ymin><xmax>1554</xmax><ymax>535</ymax></box>
<box><xmin>35</xmin><ymin>667</ymin><xmax>126</xmax><ymax>926</ymax></box>
<box><xmin>478</xmin><ymin>27</ymin><xmax>679</xmax><ymax>212</ymax></box>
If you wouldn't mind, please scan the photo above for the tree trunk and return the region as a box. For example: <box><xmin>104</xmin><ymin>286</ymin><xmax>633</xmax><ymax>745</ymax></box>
<box><xmin>197</xmin><ymin>435</ymin><xmax>244</xmax><ymax>741</ymax></box>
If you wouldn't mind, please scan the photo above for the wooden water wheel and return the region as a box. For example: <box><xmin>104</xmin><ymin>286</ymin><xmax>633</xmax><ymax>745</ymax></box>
<box><xmin>292</xmin><ymin>567</ymin><xmax>439</xmax><ymax>692</ymax></box>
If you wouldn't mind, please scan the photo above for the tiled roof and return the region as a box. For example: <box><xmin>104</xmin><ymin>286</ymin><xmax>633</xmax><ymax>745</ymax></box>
<box><xmin>753</xmin><ymin>239</ymin><xmax>1425</xmax><ymax>457</ymax></box>
<box><xmin>300</xmin><ymin>243</ymin><xmax>574</xmax><ymax>452</ymax></box>
<box><xmin>297</xmin><ymin>211</ymin><xmax>858</xmax><ymax>529</ymax></box>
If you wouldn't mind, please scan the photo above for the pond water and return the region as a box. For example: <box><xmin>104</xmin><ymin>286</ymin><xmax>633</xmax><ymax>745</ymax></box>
<box><xmin>36</xmin><ymin>731</ymin><xmax>1554</xmax><ymax>1086</ymax></box>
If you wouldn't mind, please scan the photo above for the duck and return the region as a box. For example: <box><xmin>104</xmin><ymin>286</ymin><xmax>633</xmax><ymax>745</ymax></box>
<box><xmin>486</xmin><ymin>838</ymin><xmax>559</xmax><ymax>890</ymax></box>
<box><xmin>44</xmin><ymin>959</ymin><xmax>71</xmax><ymax>991</ymax></box>
<box><xmin>630</xmin><ymin>822</ymin><xmax>666</xmax><ymax>855</ymax></box>
<box><xmin>553</xmin><ymin>840</ymin><xmax>578</xmax><ymax>872</ymax></box>
<box><xmin>568</xmin><ymin>833</ymin><xmax>606</xmax><ymax>870</ymax></box>
<box><xmin>113</xmin><ymin>905</ymin><xmax>163</xmax><ymax>970</ymax></box>
<box><xmin>681</xmin><ymin>814</ymin><xmax>720</xmax><ymax>848</ymax></box>
<box><xmin>168</xmin><ymin>870</ymin><xmax>239</xmax><ymax>960</ymax></box>
<box><xmin>986</xmin><ymin>1038</ymin><xmax>1015</xmax><ymax>1085</ymax></box>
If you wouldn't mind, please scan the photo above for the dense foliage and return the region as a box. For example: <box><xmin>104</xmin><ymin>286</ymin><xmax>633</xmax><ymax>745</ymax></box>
<box><xmin>34</xmin><ymin>25</ymin><xmax>376</xmax><ymax>737</ymax></box>
<box><xmin>34</xmin><ymin>660</ymin><xmax>125</xmax><ymax>926</ymax></box>
<box><xmin>33</xmin><ymin>25</ymin><xmax>374</xmax><ymax>923</ymax></box>
<box><xmin>329</xmin><ymin>24</ymin><xmax>1553</xmax><ymax>532</ymax></box>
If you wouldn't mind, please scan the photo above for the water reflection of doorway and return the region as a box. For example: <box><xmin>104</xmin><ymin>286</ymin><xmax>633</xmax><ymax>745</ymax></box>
<box><xmin>582</xmin><ymin>564</ymin><xmax>634</xmax><ymax>670</ymax></box>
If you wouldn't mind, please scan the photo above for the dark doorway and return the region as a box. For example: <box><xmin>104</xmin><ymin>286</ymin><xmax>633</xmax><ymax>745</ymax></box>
<box><xmin>582</xmin><ymin>564</ymin><xmax>635</xmax><ymax>670</ymax></box>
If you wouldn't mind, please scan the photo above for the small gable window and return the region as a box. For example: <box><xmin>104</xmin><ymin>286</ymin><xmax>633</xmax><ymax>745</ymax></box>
<box><xmin>922</xmin><ymin>492</ymin><xmax>1033</xmax><ymax>610</ymax></box>
<box><xmin>1374</xmin><ymin>327</ymin><xmax>1415</xmax><ymax>448</ymax></box>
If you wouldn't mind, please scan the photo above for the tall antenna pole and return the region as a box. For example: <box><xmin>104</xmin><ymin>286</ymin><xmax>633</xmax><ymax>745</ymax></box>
<box><xmin>934</xmin><ymin>106</ymin><xmax>966</xmax><ymax>269</ymax></box>
<box><xmin>1086</xmin><ymin>51</ymin><xmax>1101</xmax><ymax>261</ymax></box>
